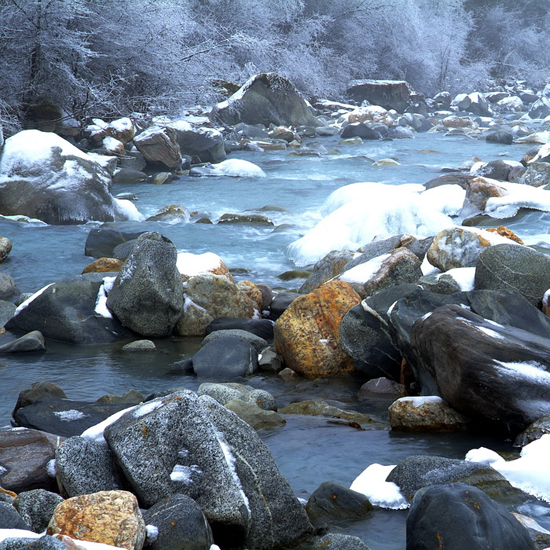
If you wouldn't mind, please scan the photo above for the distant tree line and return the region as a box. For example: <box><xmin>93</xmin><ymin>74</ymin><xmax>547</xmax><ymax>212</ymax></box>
<box><xmin>0</xmin><ymin>0</ymin><xmax>549</xmax><ymax>131</ymax></box>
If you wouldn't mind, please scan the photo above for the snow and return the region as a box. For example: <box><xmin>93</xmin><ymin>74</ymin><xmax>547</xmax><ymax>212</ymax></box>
<box><xmin>184</xmin><ymin>295</ymin><xmax>207</xmax><ymax>313</ymax></box>
<box><xmin>109</xmin><ymin>117</ymin><xmax>133</xmax><ymax>133</ymax></box>
<box><xmin>476</xmin><ymin>326</ymin><xmax>506</xmax><ymax>340</ymax></box>
<box><xmin>170</xmin><ymin>464</ymin><xmax>202</xmax><ymax>483</ymax></box>
<box><xmin>95</xmin><ymin>276</ymin><xmax>116</xmax><ymax>318</ymax></box>
<box><xmin>81</xmin><ymin>405</ymin><xmax>137</xmax><ymax>444</ymax></box>
<box><xmin>493</xmin><ymin>360</ymin><xmax>550</xmax><ymax>385</ymax></box>
<box><xmin>483</xmin><ymin>182</ymin><xmax>550</xmax><ymax>218</ymax></box>
<box><xmin>466</xmin><ymin>434</ymin><xmax>550</xmax><ymax>503</ymax></box>
<box><xmin>114</xmin><ymin>198</ymin><xmax>144</xmax><ymax>221</ymax></box>
<box><xmin>339</xmin><ymin>254</ymin><xmax>390</xmax><ymax>283</ymax></box>
<box><xmin>203</xmin><ymin>159</ymin><xmax>266</xmax><ymax>178</ymax></box>
<box><xmin>350</xmin><ymin>464</ymin><xmax>409</xmax><ymax>510</ymax></box>
<box><xmin>47</xmin><ymin>459</ymin><xmax>56</xmax><ymax>477</ymax></box>
<box><xmin>0</xmin><ymin>130</ymin><xmax>89</xmax><ymax>175</ymax></box>
<box><xmin>132</xmin><ymin>399</ymin><xmax>164</xmax><ymax>419</ymax></box>
<box><xmin>288</xmin><ymin>182</ymin><xmax>455</xmax><ymax>266</ymax></box>
<box><xmin>54</xmin><ymin>410</ymin><xmax>88</xmax><ymax>421</ymax></box>
<box><xmin>419</xmin><ymin>185</ymin><xmax>466</xmax><ymax>217</ymax></box>
<box><xmin>439</xmin><ymin>267</ymin><xmax>476</xmax><ymax>291</ymax></box>
<box><xmin>177</xmin><ymin>252</ymin><xmax>224</xmax><ymax>277</ymax></box>
<box><xmin>396</xmin><ymin>396</ymin><xmax>444</xmax><ymax>407</ymax></box>
<box><xmin>0</xmin><ymin>531</ymin><xmax>120</xmax><ymax>550</ymax></box>
<box><xmin>146</xmin><ymin>525</ymin><xmax>159</xmax><ymax>544</ymax></box>
<box><xmin>14</xmin><ymin>283</ymin><xmax>54</xmax><ymax>315</ymax></box>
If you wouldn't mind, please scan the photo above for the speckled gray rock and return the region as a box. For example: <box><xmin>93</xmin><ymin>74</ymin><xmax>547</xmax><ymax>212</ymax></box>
<box><xmin>387</xmin><ymin>455</ymin><xmax>521</xmax><ymax>504</ymax></box>
<box><xmin>13</xmin><ymin>489</ymin><xmax>64</xmax><ymax>533</ymax></box>
<box><xmin>122</xmin><ymin>340</ymin><xmax>157</xmax><ymax>352</ymax></box>
<box><xmin>0</xmin><ymin>300</ymin><xmax>16</xmax><ymax>327</ymax></box>
<box><xmin>0</xmin><ymin>331</ymin><xmax>45</xmax><ymax>353</ymax></box>
<box><xmin>0</xmin><ymin>536</ymin><xmax>66</xmax><ymax>550</ymax></box>
<box><xmin>142</xmin><ymin>494</ymin><xmax>213</xmax><ymax>550</ymax></box>
<box><xmin>475</xmin><ymin>243</ymin><xmax>550</xmax><ymax>307</ymax></box>
<box><xmin>191</xmin><ymin>336</ymin><xmax>258</xmax><ymax>378</ymax></box>
<box><xmin>313</xmin><ymin>533</ymin><xmax>371</xmax><ymax>550</ymax></box>
<box><xmin>299</xmin><ymin>250</ymin><xmax>355</xmax><ymax>294</ymax></box>
<box><xmin>197</xmin><ymin>383</ymin><xmax>277</xmax><ymax>411</ymax></box>
<box><xmin>105</xmin><ymin>389</ymin><xmax>313</xmax><ymax>550</ymax></box>
<box><xmin>55</xmin><ymin>436</ymin><xmax>124</xmax><ymax>497</ymax></box>
<box><xmin>200</xmin><ymin>329</ymin><xmax>267</xmax><ymax>354</ymax></box>
<box><xmin>0</xmin><ymin>272</ymin><xmax>18</xmax><ymax>301</ymax></box>
<box><xmin>106</xmin><ymin>232</ymin><xmax>184</xmax><ymax>337</ymax></box>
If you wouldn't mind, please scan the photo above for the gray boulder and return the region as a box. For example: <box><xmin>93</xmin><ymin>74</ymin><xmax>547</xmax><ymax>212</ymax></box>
<box><xmin>55</xmin><ymin>436</ymin><xmax>124</xmax><ymax>497</ymax></box>
<box><xmin>133</xmin><ymin>126</ymin><xmax>182</xmax><ymax>170</ymax></box>
<box><xmin>528</xmin><ymin>97</ymin><xmax>550</xmax><ymax>119</ymax></box>
<box><xmin>107</xmin><ymin>232</ymin><xmax>184</xmax><ymax>338</ymax></box>
<box><xmin>210</xmin><ymin>73</ymin><xmax>321</xmax><ymax>128</ymax></box>
<box><xmin>142</xmin><ymin>494</ymin><xmax>213</xmax><ymax>550</ymax></box>
<box><xmin>200</xmin><ymin>329</ymin><xmax>267</xmax><ymax>354</ymax></box>
<box><xmin>6</xmin><ymin>274</ymin><xmax>135</xmax><ymax>344</ymax></box>
<box><xmin>313</xmin><ymin>534</ymin><xmax>371</xmax><ymax>550</ymax></box>
<box><xmin>84</xmin><ymin>228</ymin><xmax>145</xmax><ymax>259</ymax></box>
<box><xmin>514</xmin><ymin>414</ymin><xmax>550</xmax><ymax>447</ymax></box>
<box><xmin>191</xmin><ymin>336</ymin><xmax>258</xmax><ymax>378</ymax></box>
<box><xmin>0</xmin><ymin>536</ymin><xmax>66</xmax><ymax>550</ymax></box>
<box><xmin>171</xmin><ymin>125</ymin><xmax>226</xmax><ymax>163</ymax></box>
<box><xmin>0</xmin><ymin>331</ymin><xmax>45</xmax><ymax>353</ymax></box>
<box><xmin>0</xmin><ymin>502</ymin><xmax>30</xmax><ymax>530</ymax></box>
<box><xmin>475</xmin><ymin>243</ymin><xmax>550</xmax><ymax>307</ymax></box>
<box><xmin>340</xmin><ymin>123</ymin><xmax>381</xmax><ymax>140</ymax></box>
<box><xmin>300</xmin><ymin>250</ymin><xmax>355</xmax><ymax>294</ymax></box>
<box><xmin>13</xmin><ymin>489</ymin><xmax>64</xmax><ymax>533</ymax></box>
<box><xmin>347</xmin><ymin>80</ymin><xmax>414</xmax><ymax>112</ymax></box>
<box><xmin>104</xmin><ymin>389</ymin><xmax>313</xmax><ymax>549</ymax></box>
<box><xmin>0</xmin><ymin>130</ymin><xmax>135</xmax><ymax>224</ymax></box>
<box><xmin>406</xmin><ymin>483</ymin><xmax>535</xmax><ymax>550</ymax></box>
<box><xmin>197</xmin><ymin>383</ymin><xmax>277</xmax><ymax>411</ymax></box>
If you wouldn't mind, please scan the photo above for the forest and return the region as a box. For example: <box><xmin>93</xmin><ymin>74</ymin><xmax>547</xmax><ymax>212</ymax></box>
<box><xmin>0</xmin><ymin>0</ymin><xmax>549</xmax><ymax>133</ymax></box>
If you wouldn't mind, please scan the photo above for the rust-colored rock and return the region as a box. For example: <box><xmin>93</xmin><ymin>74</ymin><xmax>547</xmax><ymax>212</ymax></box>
<box><xmin>274</xmin><ymin>280</ymin><xmax>360</xmax><ymax>378</ymax></box>
<box><xmin>462</xmin><ymin>176</ymin><xmax>508</xmax><ymax>217</ymax></box>
<box><xmin>82</xmin><ymin>257</ymin><xmax>124</xmax><ymax>274</ymax></box>
<box><xmin>236</xmin><ymin>280</ymin><xmax>263</xmax><ymax>310</ymax></box>
<box><xmin>47</xmin><ymin>490</ymin><xmax>146</xmax><ymax>550</ymax></box>
<box><xmin>485</xmin><ymin>226</ymin><xmax>524</xmax><ymax>244</ymax></box>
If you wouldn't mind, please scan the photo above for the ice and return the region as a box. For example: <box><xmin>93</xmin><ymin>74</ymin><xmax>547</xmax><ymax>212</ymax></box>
<box><xmin>466</xmin><ymin>434</ymin><xmax>550</xmax><ymax>503</ymax></box>
<box><xmin>132</xmin><ymin>399</ymin><xmax>164</xmax><ymax>419</ymax></box>
<box><xmin>439</xmin><ymin>267</ymin><xmax>476</xmax><ymax>291</ymax></box>
<box><xmin>114</xmin><ymin>198</ymin><xmax>144</xmax><ymax>221</ymax></box>
<box><xmin>419</xmin><ymin>184</ymin><xmax>466</xmax><ymax>217</ymax></box>
<box><xmin>483</xmin><ymin>181</ymin><xmax>550</xmax><ymax>218</ymax></box>
<box><xmin>205</xmin><ymin>159</ymin><xmax>266</xmax><ymax>178</ymax></box>
<box><xmin>288</xmin><ymin>182</ymin><xmax>455</xmax><ymax>266</ymax></box>
<box><xmin>95</xmin><ymin>276</ymin><xmax>116</xmax><ymax>318</ymax></box>
<box><xmin>350</xmin><ymin>463</ymin><xmax>409</xmax><ymax>510</ymax></box>
<box><xmin>339</xmin><ymin>254</ymin><xmax>390</xmax><ymax>283</ymax></box>
<box><xmin>81</xmin><ymin>405</ymin><xmax>137</xmax><ymax>444</ymax></box>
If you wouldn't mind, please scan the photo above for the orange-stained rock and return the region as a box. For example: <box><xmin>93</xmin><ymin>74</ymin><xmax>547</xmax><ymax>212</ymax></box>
<box><xmin>441</xmin><ymin>116</ymin><xmax>476</xmax><ymax>129</ymax></box>
<box><xmin>274</xmin><ymin>280</ymin><xmax>360</xmax><ymax>378</ymax></box>
<box><xmin>485</xmin><ymin>225</ymin><xmax>524</xmax><ymax>245</ymax></box>
<box><xmin>236</xmin><ymin>280</ymin><xmax>263</xmax><ymax>310</ymax></box>
<box><xmin>462</xmin><ymin>176</ymin><xmax>508</xmax><ymax>216</ymax></box>
<box><xmin>47</xmin><ymin>490</ymin><xmax>146</xmax><ymax>550</ymax></box>
<box><xmin>82</xmin><ymin>257</ymin><xmax>124</xmax><ymax>274</ymax></box>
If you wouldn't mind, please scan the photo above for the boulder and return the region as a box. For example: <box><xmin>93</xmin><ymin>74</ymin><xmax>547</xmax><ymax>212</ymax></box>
<box><xmin>12</xmin><ymin>382</ymin><xmax>67</xmax><ymax>415</ymax></box>
<box><xmin>475</xmin><ymin>243</ymin><xmax>550</xmax><ymax>307</ymax></box>
<box><xmin>346</xmin><ymin>80</ymin><xmax>414</xmax><ymax>112</ymax></box>
<box><xmin>197</xmin><ymin>383</ymin><xmax>277</xmax><ymax>411</ymax></box>
<box><xmin>424</xmin><ymin>173</ymin><xmax>475</xmax><ymax>190</ymax></box>
<box><xmin>55</xmin><ymin>436</ymin><xmax>124</xmax><ymax>497</ymax></box>
<box><xmin>268</xmin><ymin>291</ymin><xmax>300</xmax><ymax>321</ymax></box>
<box><xmin>210</xmin><ymin>73</ymin><xmax>321</xmax><ymax>128</ymax></box>
<box><xmin>358</xmin><ymin>377</ymin><xmax>405</xmax><ymax>398</ymax></box>
<box><xmin>279</xmin><ymin>400</ymin><xmax>376</xmax><ymax>428</ymax></box>
<box><xmin>406</xmin><ymin>483</ymin><xmax>535</xmax><ymax>550</ymax></box>
<box><xmin>0</xmin><ymin>272</ymin><xmax>18</xmax><ymax>301</ymax></box>
<box><xmin>47</xmin><ymin>490</ymin><xmax>146</xmax><ymax>550</ymax></box>
<box><xmin>313</xmin><ymin>533</ymin><xmax>372</xmax><ymax>550</ymax></box>
<box><xmin>388</xmin><ymin>396</ymin><xmax>471</xmax><ymax>432</ymax></box>
<box><xmin>6</xmin><ymin>274</ymin><xmax>135</xmax><ymax>344</ymax></box>
<box><xmin>84</xmin><ymin>228</ymin><xmax>145</xmax><ymax>259</ymax></box>
<box><xmin>0</xmin><ymin>331</ymin><xmax>45</xmax><ymax>353</ymax></box>
<box><xmin>104</xmin><ymin>389</ymin><xmax>313</xmax><ymax>549</ymax></box>
<box><xmin>0</xmin><ymin>502</ymin><xmax>30</xmax><ymax>530</ymax></box>
<box><xmin>460</xmin><ymin>176</ymin><xmax>509</xmax><ymax>218</ymax></box>
<box><xmin>121</xmin><ymin>340</ymin><xmax>156</xmax><ymax>352</ymax></box>
<box><xmin>106</xmin><ymin>232</ymin><xmax>184</xmax><ymax>338</ymax></box>
<box><xmin>133</xmin><ymin>126</ymin><xmax>182</xmax><ymax>170</ymax></box>
<box><xmin>519</xmin><ymin>162</ymin><xmax>550</xmax><ymax>187</ymax></box>
<box><xmin>387</xmin><ymin>456</ymin><xmax>518</xmax><ymax>504</ymax></box>
<box><xmin>410</xmin><ymin>304</ymin><xmax>550</xmax><ymax>432</ymax></box>
<box><xmin>175</xmin><ymin>275</ymin><xmax>255</xmax><ymax>337</ymax></box>
<box><xmin>299</xmin><ymin>250</ymin><xmax>355</xmax><ymax>294</ymax></box>
<box><xmin>486</xmin><ymin>130</ymin><xmax>514</xmax><ymax>144</ymax></box>
<box><xmin>141</xmin><ymin>494</ymin><xmax>213</xmax><ymax>550</ymax></box>
<box><xmin>305</xmin><ymin>482</ymin><xmax>373</xmax><ymax>527</ymax></box>
<box><xmin>475</xmin><ymin>159</ymin><xmax>514</xmax><ymax>181</ymax></box>
<box><xmin>340</xmin><ymin>123</ymin><xmax>380</xmax><ymax>140</ymax></box>
<box><xmin>224</xmin><ymin>399</ymin><xmax>286</xmax><ymax>431</ymax></box>
<box><xmin>191</xmin><ymin>336</ymin><xmax>258</xmax><ymax>378</ymax></box>
<box><xmin>13</xmin><ymin>399</ymin><xmax>132</xmax><ymax>438</ymax></box>
<box><xmin>514</xmin><ymin>414</ymin><xmax>550</xmax><ymax>448</ymax></box>
<box><xmin>0</xmin><ymin>237</ymin><xmax>12</xmax><ymax>262</ymax></box>
<box><xmin>274</xmin><ymin>280</ymin><xmax>360</xmax><ymax>378</ymax></box>
<box><xmin>81</xmin><ymin>257</ymin><xmax>124</xmax><ymax>274</ymax></box>
<box><xmin>0</xmin><ymin>130</ymin><xmax>137</xmax><ymax>224</ymax></box>
<box><xmin>170</xmin><ymin>124</ymin><xmax>226</xmax><ymax>163</ymax></box>
<box><xmin>14</xmin><ymin>490</ymin><xmax>64</xmax><ymax>533</ymax></box>
<box><xmin>0</xmin><ymin>427</ymin><xmax>62</xmax><ymax>493</ymax></box>
<box><xmin>205</xmin><ymin>318</ymin><xmax>274</xmax><ymax>341</ymax></box>
<box><xmin>528</xmin><ymin>97</ymin><xmax>550</xmax><ymax>119</ymax></box>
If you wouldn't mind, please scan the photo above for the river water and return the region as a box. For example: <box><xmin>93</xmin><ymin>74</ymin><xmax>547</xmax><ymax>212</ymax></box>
<box><xmin>0</xmin><ymin>130</ymin><xmax>549</xmax><ymax>549</ymax></box>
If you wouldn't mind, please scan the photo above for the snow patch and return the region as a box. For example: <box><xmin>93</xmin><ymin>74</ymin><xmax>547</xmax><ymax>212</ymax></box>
<box><xmin>395</xmin><ymin>396</ymin><xmax>444</xmax><ymax>407</ymax></box>
<box><xmin>350</xmin><ymin>464</ymin><xmax>409</xmax><ymax>510</ymax></box>
<box><xmin>47</xmin><ymin>459</ymin><xmax>56</xmax><ymax>477</ymax></box>
<box><xmin>14</xmin><ymin>283</ymin><xmax>54</xmax><ymax>315</ymax></box>
<box><xmin>177</xmin><ymin>252</ymin><xmax>224</xmax><ymax>277</ymax></box>
<box><xmin>339</xmin><ymin>254</ymin><xmax>390</xmax><ymax>284</ymax></box>
<box><xmin>146</xmin><ymin>525</ymin><xmax>159</xmax><ymax>544</ymax></box>
<box><xmin>54</xmin><ymin>410</ymin><xmax>88</xmax><ymax>421</ymax></box>
<box><xmin>95</xmin><ymin>276</ymin><xmax>116</xmax><ymax>318</ymax></box>
<box><xmin>132</xmin><ymin>399</ymin><xmax>164</xmax><ymax>419</ymax></box>
<box><xmin>170</xmin><ymin>464</ymin><xmax>203</xmax><ymax>483</ymax></box>
<box><xmin>81</xmin><ymin>405</ymin><xmax>137</xmax><ymax>444</ymax></box>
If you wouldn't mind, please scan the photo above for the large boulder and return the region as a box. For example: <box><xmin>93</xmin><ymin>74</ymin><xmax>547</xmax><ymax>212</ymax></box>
<box><xmin>346</xmin><ymin>80</ymin><xmax>414</xmax><ymax>112</ymax></box>
<box><xmin>406</xmin><ymin>483</ymin><xmax>535</xmax><ymax>550</ymax></box>
<box><xmin>47</xmin><ymin>490</ymin><xmax>147</xmax><ymax>550</ymax></box>
<box><xmin>0</xmin><ymin>427</ymin><xmax>62</xmax><ymax>493</ymax></box>
<box><xmin>175</xmin><ymin>274</ymin><xmax>255</xmax><ymax>337</ymax></box>
<box><xmin>133</xmin><ymin>126</ymin><xmax>182</xmax><ymax>170</ymax></box>
<box><xmin>475</xmin><ymin>243</ymin><xmax>550</xmax><ymax>307</ymax></box>
<box><xmin>106</xmin><ymin>232</ymin><xmax>184</xmax><ymax>338</ymax></box>
<box><xmin>410</xmin><ymin>303</ymin><xmax>550</xmax><ymax>432</ymax></box>
<box><xmin>13</xmin><ymin>489</ymin><xmax>64</xmax><ymax>534</ymax></box>
<box><xmin>274</xmin><ymin>280</ymin><xmax>361</xmax><ymax>378</ymax></box>
<box><xmin>6</xmin><ymin>274</ymin><xmax>135</xmax><ymax>344</ymax></box>
<box><xmin>0</xmin><ymin>130</ymin><xmax>139</xmax><ymax>224</ymax></box>
<box><xmin>209</xmin><ymin>73</ymin><xmax>321</xmax><ymax>128</ymax></box>
<box><xmin>170</xmin><ymin>123</ymin><xmax>226</xmax><ymax>163</ymax></box>
<box><xmin>104</xmin><ymin>389</ymin><xmax>313</xmax><ymax>549</ymax></box>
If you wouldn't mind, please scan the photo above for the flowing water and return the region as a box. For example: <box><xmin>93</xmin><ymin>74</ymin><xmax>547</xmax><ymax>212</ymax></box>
<box><xmin>1</xmin><ymin>130</ymin><xmax>549</xmax><ymax>549</ymax></box>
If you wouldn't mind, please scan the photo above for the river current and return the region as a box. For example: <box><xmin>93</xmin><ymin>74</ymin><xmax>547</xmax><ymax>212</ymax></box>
<box><xmin>0</xmin><ymin>131</ymin><xmax>549</xmax><ymax>549</ymax></box>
